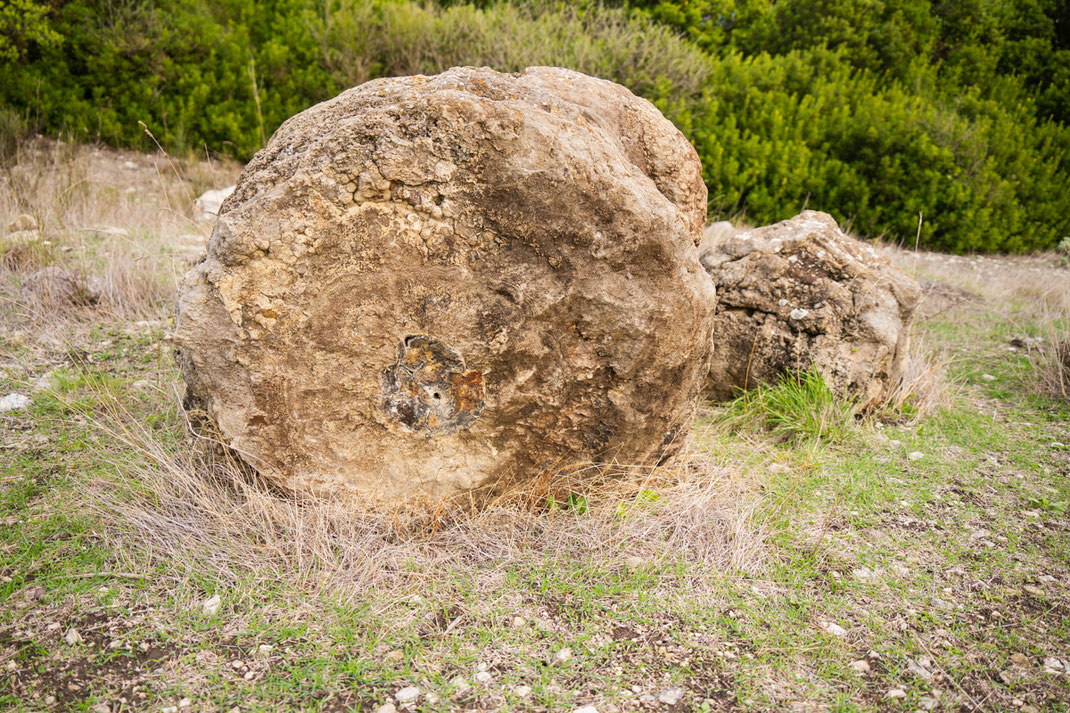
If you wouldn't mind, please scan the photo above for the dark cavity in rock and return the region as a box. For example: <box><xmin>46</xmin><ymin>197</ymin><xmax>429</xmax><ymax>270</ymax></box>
<box><xmin>380</xmin><ymin>335</ymin><xmax>485</xmax><ymax>437</ymax></box>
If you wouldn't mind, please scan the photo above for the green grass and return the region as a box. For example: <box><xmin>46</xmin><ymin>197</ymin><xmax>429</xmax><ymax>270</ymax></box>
<box><xmin>717</xmin><ymin>368</ymin><xmax>857</xmax><ymax>446</ymax></box>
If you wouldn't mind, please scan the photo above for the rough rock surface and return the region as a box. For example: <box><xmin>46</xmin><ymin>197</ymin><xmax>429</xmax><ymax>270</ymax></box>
<box><xmin>20</xmin><ymin>267</ymin><xmax>104</xmax><ymax>306</ymax></box>
<box><xmin>701</xmin><ymin>211</ymin><xmax>921</xmax><ymax>407</ymax></box>
<box><xmin>6</xmin><ymin>214</ymin><xmax>37</xmax><ymax>234</ymax></box>
<box><xmin>175</xmin><ymin>66</ymin><xmax>715</xmax><ymax>507</ymax></box>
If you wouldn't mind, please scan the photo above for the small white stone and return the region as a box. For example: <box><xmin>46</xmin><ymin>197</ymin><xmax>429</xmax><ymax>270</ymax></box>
<box><xmin>0</xmin><ymin>393</ymin><xmax>31</xmax><ymax>411</ymax></box>
<box><xmin>981</xmin><ymin>373</ymin><xmax>996</xmax><ymax>381</ymax></box>
<box><xmin>573</xmin><ymin>706</ymin><xmax>599</xmax><ymax>713</ymax></box>
<box><xmin>32</xmin><ymin>372</ymin><xmax>57</xmax><ymax>391</ymax></box>
<box><xmin>65</xmin><ymin>628</ymin><xmax>83</xmax><ymax>646</ymax></box>
<box><xmin>821</xmin><ymin>621</ymin><xmax>847</xmax><ymax>638</ymax></box>
<box><xmin>202</xmin><ymin>594</ymin><xmax>221</xmax><ymax>616</ymax></box>
<box><xmin>656</xmin><ymin>687</ymin><xmax>685</xmax><ymax>705</ymax></box>
<box><xmin>555</xmin><ymin>647</ymin><xmax>574</xmax><ymax>663</ymax></box>
<box><xmin>918</xmin><ymin>696</ymin><xmax>938</xmax><ymax>711</ymax></box>
<box><xmin>475</xmin><ymin>670</ymin><xmax>493</xmax><ymax>685</ymax></box>
<box><xmin>511</xmin><ymin>616</ymin><xmax>527</xmax><ymax>628</ymax></box>
<box><xmin>394</xmin><ymin>686</ymin><xmax>420</xmax><ymax>703</ymax></box>
<box><xmin>907</xmin><ymin>658</ymin><xmax>933</xmax><ymax>679</ymax></box>
<box><xmin>450</xmin><ymin>676</ymin><xmax>470</xmax><ymax>691</ymax></box>
<box><xmin>514</xmin><ymin>685</ymin><xmax>532</xmax><ymax>697</ymax></box>
<box><xmin>257</xmin><ymin>644</ymin><xmax>273</xmax><ymax>654</ymax></box>
<box><xmin>374</xmin><ymin>704</ymin><xmax>396</xmax><ymax>713</ymax></box>
<box><xmin>885</xmin><ymin>689</ymin><xmax>906</xmax><ymax>699</ymax></box>
<box><xmin>789</xmin><ymin>308</ymin><xmax>809</xmax><ymax>320</ymax></box>
<box><xmin>162</xmin><ymin>707</ymin><xmax>178</xmax><ymax>713</ymax></box>
<box><xmin>850</xmin><ymin>660</ymin><xmax>870</xmax><ymax>674</ymax></box>
<box><xmin>852</xmin><ymin>568</ymin><xmax>874</xmax><ymax>580</ymax></box>
<box><xmin>908</xmin><ymin>451</ymin><xmax>924</xmax><ymax>461</ymax></box>
<box><xmin>179</xmin><ymin>699</ymin><xmax>192</xmax><ymax>708</ymax></box>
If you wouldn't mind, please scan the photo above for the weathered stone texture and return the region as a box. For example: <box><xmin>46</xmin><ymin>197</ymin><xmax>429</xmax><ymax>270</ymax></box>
<box><xmin>701</xmin><ymin>210</ymin><xmax>921</xmax><ymax>407</ymax></box>
<box><xmin>175</xmin><ymin>66</ymin><xmax>716</xmax><ymax>507</ymax></box>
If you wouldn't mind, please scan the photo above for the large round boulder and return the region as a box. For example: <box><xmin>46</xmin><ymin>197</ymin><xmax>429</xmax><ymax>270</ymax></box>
<box><xmin>175</xmin><ymin>66</ymin><xmax>716</xmax><ymax>507</ymax></box>
<box><xmin>701</xmin><ymin>211</ymin><xmax>921</xmax><ymax>407</ymax></box>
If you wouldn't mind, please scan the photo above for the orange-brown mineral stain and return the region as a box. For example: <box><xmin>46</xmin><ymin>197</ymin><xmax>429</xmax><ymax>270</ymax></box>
<box><xmin>380</xmin><ymin>335</ymin><xmax>485</xmax><ymax>437</ymax></box>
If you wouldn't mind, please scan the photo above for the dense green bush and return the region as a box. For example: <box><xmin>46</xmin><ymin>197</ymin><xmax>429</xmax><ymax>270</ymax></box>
<box><xmin>2</xmin><ymin>0</ymin><xmax>1068</xmax><ymax>252</ymax></box>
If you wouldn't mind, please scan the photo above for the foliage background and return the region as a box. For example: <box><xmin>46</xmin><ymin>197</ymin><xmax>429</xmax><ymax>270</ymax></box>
<box><xmin>2</xmin><ymin>0</ymin><xmax>1068</xmax><ymax>252</ymax></box>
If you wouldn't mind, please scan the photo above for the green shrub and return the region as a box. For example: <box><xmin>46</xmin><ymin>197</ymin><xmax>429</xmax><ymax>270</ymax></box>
<box><xmin>0</xmin><ymin>0</ymin><xmax>1067</xmax><ymax>252</ymax></box>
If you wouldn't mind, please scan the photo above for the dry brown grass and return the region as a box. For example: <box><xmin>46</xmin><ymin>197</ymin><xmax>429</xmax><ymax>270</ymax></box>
<box><xmin>0</xmin><ymin>138</ymin><xmax>240</xmax><ymax>334</ymax></box>
<box><xmin>879</xmin><ymin>339</ymin><xmax>954</xmax><ymax>421</ymax></box>
<box><xmin>879</xmin><ymin>244</ymin><xmax>1070</xmax><ymax>405</ymax></box>
<box><xmin>80</xmin><ymin>386</ymin><xmax>765</xmax><ymax>603</ymax></box>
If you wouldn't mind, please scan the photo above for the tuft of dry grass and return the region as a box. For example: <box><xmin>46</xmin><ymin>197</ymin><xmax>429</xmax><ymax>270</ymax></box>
<box><xmin>1034</xmin><ymin>329</ymin><xmax>1070</xmax><ymax>403</ymax></box>
<box><xmin>878</xmin><ymin>338</ymin><xmax>953</xmax><ymax>422</ymax></box>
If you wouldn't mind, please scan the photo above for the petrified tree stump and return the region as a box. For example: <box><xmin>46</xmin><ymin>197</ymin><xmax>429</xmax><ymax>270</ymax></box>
<box><xmin>175</xmin><ymin>67</ymin><xmax>716</xmax><ymax>507</ymax></box>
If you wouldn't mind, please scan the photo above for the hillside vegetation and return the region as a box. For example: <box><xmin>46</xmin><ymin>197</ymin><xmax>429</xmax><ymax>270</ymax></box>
<box><xmin>2</xmin><ymin>0</ymin><xmax>1069</xmax><ymax>251</ymax></box>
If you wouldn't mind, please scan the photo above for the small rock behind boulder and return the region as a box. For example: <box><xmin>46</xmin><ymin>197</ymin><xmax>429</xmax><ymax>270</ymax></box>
<box><xmin>194</xmin><ymin>185</ymin><xmax>235</xmax><ymax>221</ymax></box>
<box><xmin>6</xmin><ymin>214</ymin><xmax>37</xmax><ymax>234</ymax></box>
<box><xmin>20</xmin><ymin>266</ymin><xmax>105</xmax><ymax>307</ymax></box>
<box><xmin>701</xmin><ymin>210</ymin><xmax>921</xmax><ymax>409</ymax></box>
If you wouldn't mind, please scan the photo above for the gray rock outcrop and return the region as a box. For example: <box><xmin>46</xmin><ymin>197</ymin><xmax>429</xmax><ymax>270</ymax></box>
<box><xmin>175</xmin><ymin>66</ymin><xmax>716</xmax><ymax>507</ymax></box>
<box><xmin>701</xmin><ymin>211</ymin><xmax>921</xmax><ymax>408</ymax></box>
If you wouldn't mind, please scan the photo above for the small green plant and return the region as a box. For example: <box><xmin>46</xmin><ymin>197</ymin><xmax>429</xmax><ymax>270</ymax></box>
<box><xmin>721</xmin><ymin>368</ymin><xmax>856</xmax><ymax>444</ymax></box>
<box><xmin>546</xmin><ymin>492</ymin><xmax>588</xmax><ymax>515</ymax></box>
<box><xmin>1057</xmin><ymin>236</ymin><xmax>1070</xmax><ymax>265</ymax></box>
<box><xmin>614</xmin><ymin>488</ymin><xmax>662</xmax><ymax>520</ymax></box>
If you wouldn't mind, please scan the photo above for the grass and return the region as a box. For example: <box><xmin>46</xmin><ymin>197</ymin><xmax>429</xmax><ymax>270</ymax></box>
<box><xmin>717</xmin><ymin>369</ymin><xmax>858</xmax><ymax>446</ymax></box>
<box><xmin>1</xmin><ymin>140</ymin><xmax>1069</xmax><ymax>712</ymax></box>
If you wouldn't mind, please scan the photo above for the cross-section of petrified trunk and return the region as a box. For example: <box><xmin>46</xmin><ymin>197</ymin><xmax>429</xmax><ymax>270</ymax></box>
<box><xmin>174</xmin><ymin>66</ymin><xmax>716</xmax><ymax>508</ymax></box>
